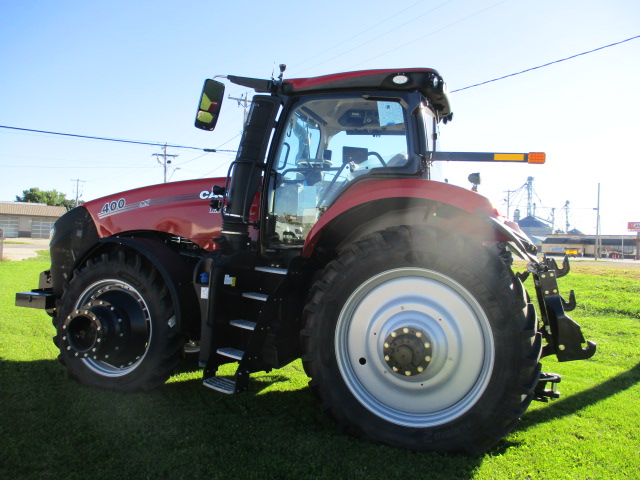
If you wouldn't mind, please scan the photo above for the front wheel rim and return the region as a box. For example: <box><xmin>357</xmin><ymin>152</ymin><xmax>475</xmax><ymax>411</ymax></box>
<box><xmin>335</xmin><ymin>268</ymin><xmax>494</xmax><ymax>427</ymax></box>
<box><xmin>62</xmin><ymin>279</ymin><xmax>152</xmax><ymax>377</ymax></box>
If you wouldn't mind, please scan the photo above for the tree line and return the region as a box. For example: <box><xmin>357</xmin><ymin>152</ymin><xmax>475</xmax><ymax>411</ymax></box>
<box><xmin>15</xmin><ymin>187</ymin><xmax>81</xmax><ymax>209</ymax></box>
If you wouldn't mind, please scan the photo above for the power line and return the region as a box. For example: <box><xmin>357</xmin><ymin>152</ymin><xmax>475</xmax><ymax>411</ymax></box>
<box><xmin>293</xmin><ymin>0</ymin><xmax>455</xmax><ymax>75</ymax></box>
<box><xmin>0</xmin><ymin>125</ymin><xmax>236</xmax><ymax>153</ymax></box>
<box><xmin>5</xmin><ymin>34</ymin><xmax>637</xmax><ymax>163</ymax></box>
<box><xmin>350</xmin><ymin>0</ymin><xmax>509</xmax><ymax>70</ymax></box>
<box><xmin>452</xmin><ymin>34</ymin><xmax>640</xmax><ymax>93</ymax></box>
<box><xmin>290</xmin><ymin>0</ymin><xmax>430</xmax><ymax>71</ymax></box>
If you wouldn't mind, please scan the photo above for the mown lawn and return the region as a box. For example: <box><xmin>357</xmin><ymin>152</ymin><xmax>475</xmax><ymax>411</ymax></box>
<box><xmin>1</xmin><ymin>252</ymin><xmax>639</xmax><ymax>479</ymax></box>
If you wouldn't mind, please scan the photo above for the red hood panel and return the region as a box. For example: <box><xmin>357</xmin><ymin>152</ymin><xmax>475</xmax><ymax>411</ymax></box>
<box><xmin>83</xmin><ymin>178</ymin><xmax>228</xmax><ymax>250</ymax></box>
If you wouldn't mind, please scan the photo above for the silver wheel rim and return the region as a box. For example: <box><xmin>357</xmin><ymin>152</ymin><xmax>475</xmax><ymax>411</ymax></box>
<box><xmin>72</xmin><ymin>279</ymin><xmax>152</xmax><ymax>377</ymax></box>
<box><xmin>335</xmin><ymin>268</ymin><xmax>494</xmax><ymax>427</ymax></box>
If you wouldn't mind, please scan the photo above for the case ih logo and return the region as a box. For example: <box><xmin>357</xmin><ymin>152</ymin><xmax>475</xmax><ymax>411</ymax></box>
<box><xmin>628</xmin><ymin>222</ymin><xmax>640</xmax><ymax>232</ymax></box>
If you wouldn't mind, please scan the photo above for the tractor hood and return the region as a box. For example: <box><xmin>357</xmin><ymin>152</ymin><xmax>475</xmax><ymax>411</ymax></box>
<box><xmin>81</xmin><ymin>177</ymin><xmax>243</xmax><ymax>251</ymax></box>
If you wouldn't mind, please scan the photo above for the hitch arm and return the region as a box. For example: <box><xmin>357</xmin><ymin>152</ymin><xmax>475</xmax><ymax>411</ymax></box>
<box><xmin>533</xmin><ymin>257</ymin><xmax>596</xmax><ymax>362</ymax></box>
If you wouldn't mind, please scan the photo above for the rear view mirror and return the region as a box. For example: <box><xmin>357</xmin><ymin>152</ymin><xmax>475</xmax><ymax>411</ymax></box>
<box><xmin>195</xmin><ymin>79</ymin><xmax>225</xmax><ymax>130</ymax></box>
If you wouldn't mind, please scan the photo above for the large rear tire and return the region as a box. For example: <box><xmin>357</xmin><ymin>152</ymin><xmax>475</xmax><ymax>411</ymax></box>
<box><xmin>54</xmin><ymin>250</ymin><xmax>182</xmax><ymax>391</ymax></box>
<box><xmin>301</xmin><ymin>226</ymin><xmax>541</xmax><ymax>454</ymax></box>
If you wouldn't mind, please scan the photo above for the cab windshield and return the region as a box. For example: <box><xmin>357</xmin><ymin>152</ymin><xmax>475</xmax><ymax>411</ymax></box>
<box><xmin>268</xmin><ymin>94</ymin><xmax>413</xmax><ymax>245</ymax></box>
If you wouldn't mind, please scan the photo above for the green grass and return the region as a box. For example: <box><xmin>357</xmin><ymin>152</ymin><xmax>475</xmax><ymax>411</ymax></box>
<box><xmin>1</xmin><ymin>253</ymin><xmax>639</xmax><ymax>479</ymax></box>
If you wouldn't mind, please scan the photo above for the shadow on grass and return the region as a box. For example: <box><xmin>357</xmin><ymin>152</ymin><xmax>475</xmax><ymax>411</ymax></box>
<box><xmin>1</xmin><ymin>357</ymin><xmax>483</xmax><ymax>480</ymax></box>
<box><xmin>4</xmin><ymin>355</ymin><xmax>640</xmax><ymax>480</ymax></box>
<box><xmin>518</xmin><ymin>361</ymin><xmax>640</xmax><ymax>431</ymax></box>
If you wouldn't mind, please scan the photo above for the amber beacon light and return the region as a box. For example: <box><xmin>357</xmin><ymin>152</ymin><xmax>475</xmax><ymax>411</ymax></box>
<box><xmin>527</xmin><ymin>152</ymin><xmax>546</xmax><ymax>164</ymax></box>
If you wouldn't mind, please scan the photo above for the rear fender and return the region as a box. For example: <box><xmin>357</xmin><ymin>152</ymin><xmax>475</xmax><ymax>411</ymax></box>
<box><xmin>302</xmin><ymin>178</ymin><xmax>531</xmax><ymax>257</ymax></box>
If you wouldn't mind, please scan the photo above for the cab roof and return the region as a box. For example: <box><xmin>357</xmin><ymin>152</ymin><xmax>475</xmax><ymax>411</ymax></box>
<box><xmin>228</xmin><ymin>68</ymin><xmax>453</xmax><ymax>121</ymax></box>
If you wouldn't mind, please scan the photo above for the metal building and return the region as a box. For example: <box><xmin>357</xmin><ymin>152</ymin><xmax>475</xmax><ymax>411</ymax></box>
<box><xmin>541</xmin><ymin>234</ymin><xmax>638</xmax><ymax>259</ymax></box>
<box><xmin>0</xmin><ymin>202</ymin><xmax>67</xmax><ymax>239</ymax></box>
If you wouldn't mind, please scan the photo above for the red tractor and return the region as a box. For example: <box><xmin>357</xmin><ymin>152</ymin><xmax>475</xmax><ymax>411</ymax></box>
<box><xmin>17</xmin><ymin>67</ymin><xmax>595</xmax><ymax>454</ymax></box>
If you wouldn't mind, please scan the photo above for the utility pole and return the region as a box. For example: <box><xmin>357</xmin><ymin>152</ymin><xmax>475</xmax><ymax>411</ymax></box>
<box><xmin>228</xmin><ymin>92</ymin><xmax>251</xmax><ymax>125</ymax></box>
<box><xmin>70</xmin><ymin>178</ymin><xmax>86</xmax><ymax>207</ymax></box>
<box><xmin>503</xmin><ymin>189</ymin><xmax>516</xmax><ymax>220</ymax></box>
<box><xmin>152</xmin><ymin>145</ymin><xmax>178</xmax><ymax>183</ymax></box>
<box><xmin>595</xmin><ymin>183</ymin><xmax>601</xmax><ymax>260</ymax></box>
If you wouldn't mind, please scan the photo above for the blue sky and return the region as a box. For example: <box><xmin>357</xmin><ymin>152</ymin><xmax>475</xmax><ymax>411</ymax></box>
<box><xmin>1</xmin><ymin>0</ymin><xmax>639</xmax><ymax>234</ymax></box>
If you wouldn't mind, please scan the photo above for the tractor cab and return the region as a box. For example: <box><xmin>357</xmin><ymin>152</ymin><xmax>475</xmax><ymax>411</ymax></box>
<box><xmin>195</xmin><ymin>68</ymin><xmax>450</xmax><ymax>253</ymax></box>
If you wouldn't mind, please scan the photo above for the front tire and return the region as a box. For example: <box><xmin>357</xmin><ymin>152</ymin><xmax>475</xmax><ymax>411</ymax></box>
<box><xmin>301</xmin><ymin>226</ymin><xmax>540</xmax><ymax>454</ymax></box>
<box><xmin>55</xmin><ymin>250</ymin><xmax>182</xmax><ymax>391</ymax></box>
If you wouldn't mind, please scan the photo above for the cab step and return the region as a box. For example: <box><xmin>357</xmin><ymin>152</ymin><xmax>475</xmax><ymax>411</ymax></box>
<box><xmin>230</xmin><ymin>319</ymin><xmax>257</xmax><ymax>331</ymax></box>
<box><xmin>203</xmin><ymin>376</ymin><xmax>236</xmax><ymax>394</ymax></box>
<box><xmin>217</xmin><ymin>347</ymin><xmax>244</xmax><ymax>361</ymax></box>
<box><xmin>242</xmin><ymin>292</ymin><xmax>268</xmax><ymax>302</ymax></box>
<box><xmin>255</xmin><ymin>266</ymin><xmax>288</xmax><ymax>275</ymax></box>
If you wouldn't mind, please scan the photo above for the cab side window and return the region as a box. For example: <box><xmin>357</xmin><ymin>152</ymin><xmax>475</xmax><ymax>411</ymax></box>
<box><xmin>268</xmin><ymin>96</ymin><xmax>410</xmax><ymax>245</ymax></box>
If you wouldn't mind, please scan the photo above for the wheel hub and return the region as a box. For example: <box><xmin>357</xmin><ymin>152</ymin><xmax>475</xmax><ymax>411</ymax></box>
<box><xmin>383</xmin><ymin>326</ymin><xmax>432</xmax><ymax>376</ymax></box>
<box><xmin>62</xmin><ymin>296</ymin><xmax>146</xmax><ymax>364</ymax></box>
<box><xmin>63</xmin><ymin>300</ymin><xmax>123</xmax><ymax>359</ymax></box>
